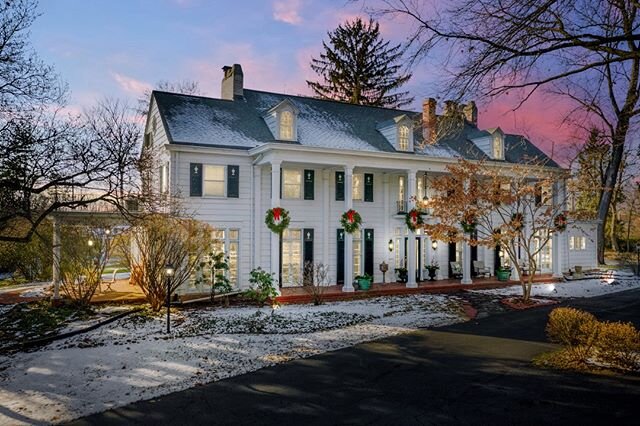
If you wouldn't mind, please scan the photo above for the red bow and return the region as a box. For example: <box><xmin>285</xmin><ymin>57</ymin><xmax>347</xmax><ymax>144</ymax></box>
<box><xmin>347</xmin><ymin>210</ymin><xmax>355</xmax><ymax>223</ymax></box>
<box><xmin>273</xmin><ymin>207</ymin><xmax>281</xmax><ymax>221</ymax></box>
<box><xmin>410</xmin><ymin>210</ymin><xmax>418</xmax><ymax>223</ymax></box>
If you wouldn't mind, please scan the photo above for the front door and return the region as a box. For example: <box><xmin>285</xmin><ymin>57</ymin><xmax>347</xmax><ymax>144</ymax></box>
<box><xmin>404</xmin><ymin>237</ymin><xmax>422</xmax><ymax>281</ymax></box>
<box><xmin>281</xmin><ymin>228</ymin><xmax>302</xmax><ymax>287</ymax></box>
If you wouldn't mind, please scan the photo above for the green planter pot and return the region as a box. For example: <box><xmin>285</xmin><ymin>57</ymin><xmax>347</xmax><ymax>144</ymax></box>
<box><xmin>496</xmin><ymin>270</ymin><xmax>511</xmax><ymax>281</ymax></box>
<box><xmin>358</xmin><ymin>278</ymin><xmax>372</xmax><ymax>291</ymax></box>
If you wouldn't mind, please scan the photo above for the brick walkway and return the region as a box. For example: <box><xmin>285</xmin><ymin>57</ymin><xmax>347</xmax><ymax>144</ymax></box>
<box><xmin>276</xmin><ymin>274</ymin><xmax>560</xmax><ymax>304</ymax></box>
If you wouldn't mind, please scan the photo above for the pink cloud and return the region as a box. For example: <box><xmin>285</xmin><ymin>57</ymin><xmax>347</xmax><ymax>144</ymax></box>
<box><xmin>111</xmin><ymin>72</ymin><xmax>152</xmax><ymax>96</ymax></box>
<box><xmin>273</xmin><ymin>0</ymin><xmax>303</xmax><ymax>25</ymax></box>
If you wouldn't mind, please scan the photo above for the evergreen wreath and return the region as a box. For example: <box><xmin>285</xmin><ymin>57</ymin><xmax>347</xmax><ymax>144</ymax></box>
<box><xmin>340</xmin><ymin>209</ymin><xmax>362</xmax><ymax>234</ymax></box>
<box><xmin>460</xmin><ymin>212</ymin><xmax>477</xmax><ymax>234</ymax></box>
<box><xmin>405</xmin><ymin>208</ymin><xmax>424</xmax><ymax>232</ymax></box>
<box><xmin>554</xmin><ymin>213</ymin><xmax>567</xmax><ymax>232</ymax></box>
<box><xmin>511</xmin><ymin>212</ymin><xmax>524</xmax><ymax>231</ymax></box>
<box><xmin>265</xmin><ymin>207</ymin><xmax>290</xmax><ymax>234</ymax></box>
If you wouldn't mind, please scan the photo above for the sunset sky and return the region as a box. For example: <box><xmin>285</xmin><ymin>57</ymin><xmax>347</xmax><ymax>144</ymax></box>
<box><xmin>32</xmin><ymin>0</ymin><xmax>577</xmax><ymax>159</ymax></box>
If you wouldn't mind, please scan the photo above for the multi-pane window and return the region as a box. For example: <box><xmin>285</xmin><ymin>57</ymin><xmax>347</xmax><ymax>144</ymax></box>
<box><xmin>283</xmin><ymin>169</ymin><xmax>302</xmax><ymax>199</ymax></box>
<box><xmin>398</xmin><ymin>125</ymin><xmax>410</xmax><ymax>151</ymax></box>
<box><xmin>159</xmin><ymin>164</ymin><xmax>168</xmax><ymax>194</ymax></box>
<box><xmin>352</xmin><ymin>174</ymin><xmax>364</xmax><ymax>201</ymax></box>
<box><xmin>493</xmin><ymin>134</ymin><xmax>503</xmax><ymax>159</ymax></box>
<box><xmin>569</xmin><ymin>236</ymin><xmax>586</xmax><ymax>251</ymax></box>
<box><xmin>281</xmin><ymin>228</ymin><xmax>302</xmax><ymax>286</ymax></box>
<box><xmin>204</xmin><ymin>229</ymin><xmax>239</xmax><ymax>287</ymax></box>
<box><xmin>280</xmin><ymin>111</ymin><xmax>294</xmax><ymax>140</ymax></box>
<box><xmin>204</xmin><ymin>165</ymin><xmax>225</xmax><ymax>196</ymax></box>
<box><xmin>353</xmin><ymin>230</ymin><xmax>363</xmax><ymax>278</ymax></box>
<box><xmin>398</xmin><ymin>176</ymin><xmax>406</xmax><ymax>201</ymax></box>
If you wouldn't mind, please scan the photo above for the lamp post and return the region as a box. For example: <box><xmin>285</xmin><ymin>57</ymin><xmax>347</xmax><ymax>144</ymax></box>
<box><xmin>165</xmin><ymin>263</ymin><xmax>175</xmax><ymax>334</ymax></box>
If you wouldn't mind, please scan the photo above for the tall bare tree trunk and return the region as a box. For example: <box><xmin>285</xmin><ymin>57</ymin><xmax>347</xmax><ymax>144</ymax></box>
<box><xmin>610</xmin><ymin>203</ymin><xmax>620</xmax><ymax>253</ymax></box>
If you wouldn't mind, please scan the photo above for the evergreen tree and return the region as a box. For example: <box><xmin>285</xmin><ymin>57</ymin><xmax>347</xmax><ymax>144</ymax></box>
<box><xmin>307</xmin><ymin>18</ymin><xmax>413</xmax><ymax>108</ymax></box>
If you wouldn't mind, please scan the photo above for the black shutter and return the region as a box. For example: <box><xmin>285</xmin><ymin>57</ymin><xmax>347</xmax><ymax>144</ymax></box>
<box><xmin>336</xmin><ymin>229</ymin><xmax>345</xmax><ymax>285</ymax></box>
<box><xmin>335</xmin><ymin>171</ymin><xmax>345</xmax><ymax>201</ymax></box>
<box><xmin>448</xmin><ymin>242</ymin><xmax>457</xmax><ymax>277</ymax></box>
<box><xmin>364</xmin><ymin>173</ymin><xmax>374</xmax><ymax>202</ymax></box>
<box><xmin>471</xmin><ymin>231</ymin><xmax>478</xmax><ymax>276</ymax></box>
<box><xmin>415</xmin><ymin>237</ymin><xmax>422</xmax><ymax>282</ymax></box>
<box><xmin>279</xmin><ymin>168</ymin><xmax>282</xmax><ymax>200</ymax></box>
<box><xmin>303</xmin><ymin>229</ymin><xmax>314</xmax><ymax>284</ymax></box>
<box><xmin>304</xmin><ymin>169</ymin><xmax>314</xmax><ymax>200</ymax></box>
<box><xmin>189</xmin><ymin>163</ymin><xmax>202</xmax><ymax>197</ymax></box>
<box><xmin>364</xmin><ymin>229</ymin><xmax>374</xmax><ymax>277</ymax></box>
<box><xmin>535</xmin><ymin>184</ymin><xmax>542</xmax><ymax>206</ymax></box>
<box><xmin>227</xmin><ymin>165</ymin><xmax>239</xmax><ymax>198</ymax></box>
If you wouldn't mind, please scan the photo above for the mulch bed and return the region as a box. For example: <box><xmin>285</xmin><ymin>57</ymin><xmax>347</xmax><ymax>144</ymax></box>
<box><xmin>500</xmin><ymin>297</ymin><xmax>559</xmax><ymax>310</ymax></box>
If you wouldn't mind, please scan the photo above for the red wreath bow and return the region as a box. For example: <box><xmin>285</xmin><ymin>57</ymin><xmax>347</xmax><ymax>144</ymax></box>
<box><xmin>273</xmin><ymin>207</ymin><xmax>281</xmax><ymax>221</ymax></box>
<box><xmin>409</xmin><ymin>210</ymin><xmax>418</xmax><ymax>223</ymax></box>
<box><xmin>347</xmin><ymin>209</ymin><xmax>355</xmax><ymax>223</ymax></box>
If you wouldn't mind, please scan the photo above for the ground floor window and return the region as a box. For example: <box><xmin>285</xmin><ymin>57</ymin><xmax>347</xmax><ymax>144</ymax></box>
<box><xmin>353</xmin><ymin>230</ymin><xmax>363</xmax><ymax>279</ymax></box>
<box><xmin>534</xmin><ymin>231</ymin><xmax>552</xmax><ymax>272</ymax></box>
<box><xmin>569</xmin><ymin>236</ymin><xmax>586</xmax><ymax>250</ymax></box>
<box><xmin>282</xmin><ymin>228</ymin><xmax>302</xmax><ymax>287</ymax></box>
<box><xmin>211</xmin><ymin>228</ymin><xmax>239</xmax><ymax>286</ymax></box>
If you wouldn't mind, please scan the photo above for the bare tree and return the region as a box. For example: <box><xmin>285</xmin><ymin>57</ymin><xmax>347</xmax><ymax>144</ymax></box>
<box><xmin>136</xmin><ymin>80</ymin><xmax>203</xmax><ymax>118</ymax></box>
<box><xmin>374</xmin><ymin>0</ymin><xmax>640</xmax><ymax>264</ymax></box>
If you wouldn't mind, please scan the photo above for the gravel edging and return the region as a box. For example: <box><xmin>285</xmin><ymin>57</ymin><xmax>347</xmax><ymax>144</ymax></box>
<box><xmin>1</xmin><ymin>307</ymin><xmax>142</xmax><ymax>354</ymax></box>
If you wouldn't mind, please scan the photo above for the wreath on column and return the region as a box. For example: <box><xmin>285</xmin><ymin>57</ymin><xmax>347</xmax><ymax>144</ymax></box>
<box><xmin>405</xmin><ymin>208</ymin><xmax>424</xmax><ymax>232</ymax></box>
<box><xmin>265</xmin><ymin>207</ymin><xmax>290</xmax><ymax>234</ymax></box>
<box><xmin>553</xmin><ymin>213</ymin><xmax>567</xmax><ymax>232</ymax></box>
<box><xmin>460</xmin><ymin>212</ymin><xmax>477</xmax><ymax>234</ymax></box>
<box><xmin>340</xmin><ymin>209</ymin><xmax>362</xmax><ymax>234</ymax></box>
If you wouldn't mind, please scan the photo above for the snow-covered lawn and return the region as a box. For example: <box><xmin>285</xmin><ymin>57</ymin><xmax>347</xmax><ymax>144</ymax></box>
<box><xmin>471</xmin><ymin>270</ymin><xmax>640</xmax><ymax>299</ymax></box>
<box><xmin>0</xmin><ymin>294</ymin><xmax>465</xmax><ymax>425</ymax></box>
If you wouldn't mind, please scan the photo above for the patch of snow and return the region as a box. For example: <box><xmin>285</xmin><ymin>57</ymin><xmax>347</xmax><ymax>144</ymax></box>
<box><xmin>471</xmin><ymin>276</ymin><xmax>640</xmax><ymax>299</ymax></box>
<box><xmin>0</xmin><ymin>294</ymin><xmax>465</xmax><ymax>425</ymax></box>
<box><xmin>19</xmin><ymin>287</ymin><xmax>49</xmax><ymax>298</ymax></box>
<box><xmin>0</xmin><ymin>304</ymin><xmax>14</xmax><ymax>317</ymax></box>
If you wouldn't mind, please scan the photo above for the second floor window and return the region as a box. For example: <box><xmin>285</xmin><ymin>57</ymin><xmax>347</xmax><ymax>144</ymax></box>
<box><xmin>398</xmin><ymin>125</ymin><xmax>410</xmax><ymax>151</ymax></box>
<box><xmin>204</xmin><ymin>165</ymin><xmax>225</xmax><ymax>196</ymax></box>
<box><xmin>493</xmin><ymin>134</ymin><xmax>503</xmax><ymax>159</ymax></box>
<box><xmin>352</xmin><ymin>174</ymin><xmax>364</xmax><ymax>201</ymax></box>
<box><xmin>398</xmin><ymin>176</ymin><xmax>406</xmax><ymax>201</ymax></box>
<box><xmin>283</xmin><ymin>169</ymin><xmax>302</xmax><ymax>199</ymax></box>
<box><xmin>280</xmin><ymin>111</ymin><xmax>294</xmax><ymax>140</ymax></box>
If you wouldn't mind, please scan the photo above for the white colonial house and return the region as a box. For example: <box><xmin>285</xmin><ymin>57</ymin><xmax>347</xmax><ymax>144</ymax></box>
<box><xmin>143</xmin><ymin>64</ymin><xmax>598</xmax><ymax>295</ymax></box>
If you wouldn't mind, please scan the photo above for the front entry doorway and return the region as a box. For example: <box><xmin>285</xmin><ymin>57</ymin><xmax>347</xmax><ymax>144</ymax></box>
<box><xmin>404</xmin><ymin>237</ymin><xmax>422</xmax><ymax>282</ymax></box>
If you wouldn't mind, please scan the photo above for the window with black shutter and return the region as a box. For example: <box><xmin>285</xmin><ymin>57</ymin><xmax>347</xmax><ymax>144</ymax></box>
<box><xmin>336</xmin><ymin>229</ymin><xmax>345</xmax><ymax>284</ymax></box>
<box><xmin>364</xmin><ymin>173</ymin><xmax>374</xmax><ymax>202</ymax></box>
<box><xmin>335</xmin><ymin>171</ymin><xmax>345</xmax><ymax>201</ymax></box>
<box><xmin>304</xmin><ymin>170</ymin><xmax>314</xmax><ymax>200</ymax></box>
<box><xmin>303</xmin><ymin>229</ymin><xmax>314</xmax><ymax>284</ymax></box>
<box><xmin>227</xmin><ymin>165</ymin><xmax>239</xmax><ymax>198</ymax></box>
<box><xmin>189</xmin><ymin>163</ymin><xmax>202</xmax><ymax>197</ymax></box>
<box><xmin>364</xmin><ymin>229</ymin><xmax>374</xmax><ymax>276</ymax></box>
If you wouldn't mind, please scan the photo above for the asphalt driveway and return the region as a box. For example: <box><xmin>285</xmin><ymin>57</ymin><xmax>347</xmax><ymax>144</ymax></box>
<box><xmin>70</xmin><ymin>289</ymin><xmax>640</xmax><ymax>426</ymax></box>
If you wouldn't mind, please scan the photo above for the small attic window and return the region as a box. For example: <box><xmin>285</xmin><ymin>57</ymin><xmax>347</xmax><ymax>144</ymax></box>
<box><xmin>492</xmin><ymin>133</ymin><xmax>504</xmax><ymax>159</ymax></box>
<box><xmin>279</xmin><ymin>110</ymin><xmax>294</xmax><ymax>140</ymax></box>
<box><xmin>398</xmin><ymin>125</ymin><xmax>410</xmax><ymax>151</ymax></box>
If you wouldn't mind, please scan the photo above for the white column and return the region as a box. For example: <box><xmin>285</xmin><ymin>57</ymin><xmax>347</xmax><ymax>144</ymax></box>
<box><xmin>253</xmin><ymin>165</ymin><xmax>262</xmax><ymax>270</ymax></box>
<box><xmin>383</xmin><ymin>174</ymin><xmax>390</xmax><ymax>263</ymax></box>
<box><xmin>52</xmin><ymin>217</ymin><xmax>61</xmax><ymax>299</ymax></box>
<box><xmin>406</xmin><ymin>170</ymin><xmax>418</xmax><ymax>287</ymax></box>
<box><xmin>461</xmin><ymin>241</ymin><xmax>472</xmax><ymax>284</ymax></box>
<box><xmin>270</xmin><ymin>160</ymin><xmax>282</xmax><ymax>294</ymax></box>
<box><xmin>343</xmin><ymin>165</ymin><xmax>354</xmax><ymax>292</ymax></box>
<box><xmin>322</xmin><ymin>169</ymin><xmax>330</xmax><ymax>269</ymax></box>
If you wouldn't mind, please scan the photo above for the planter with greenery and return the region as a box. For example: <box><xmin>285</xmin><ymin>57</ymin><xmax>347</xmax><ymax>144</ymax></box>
<box><xmin>355</xmin><ymin>273</ymin><xmax>373</xmax><ymax>290</ymax></box>
<box><xmin>496</xmin><ymin>267</ymin><xmax>511</xmax><ymax>281</ymax></box>
<box><xmin>425</xmin><ymin>262</ymin><xmax>439</xmax><ymax>281</ymax></box>
<box><xmin>394</xmin><ymin>267</ymin><xmax>408</xmax><ymax>283</ymax></box>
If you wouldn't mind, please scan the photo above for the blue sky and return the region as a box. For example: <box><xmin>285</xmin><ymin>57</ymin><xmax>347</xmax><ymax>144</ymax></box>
<box><xmin>30</xmin><ymin>0</ymin><xmax>572</xmax><ymax>155</ymax></box>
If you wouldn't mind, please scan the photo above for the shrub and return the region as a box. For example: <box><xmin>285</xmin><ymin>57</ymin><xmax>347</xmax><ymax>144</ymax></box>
<box><xmin>546</xmin><ymin>307</ymin><xmax>599</xmax><ymax>347</ymax></box>
<box><xmin>302</xmin><ymin>262</ymin><xmax>330</xmax><ymax>306</ymax></box>
<box><xmin>244</xmin><ymin>267</ymin><xmax>278</xmax><ymax>307</ymax></box>
<box><xmin>594</xmin><ymin>321</ymin><xmax>640</xmax><ymax>371</ymax></box>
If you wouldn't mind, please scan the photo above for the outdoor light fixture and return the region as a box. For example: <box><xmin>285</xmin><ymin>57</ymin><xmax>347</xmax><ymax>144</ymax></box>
<box><xmin>388</xmin><ymin>239</ymin><xmax>393</xmax><ymax>252</ymax></box>
<box><xmin>431</xmin><ymin>240</ymin><xmax>438</xmax><ymax>251</ymax></box>
<box><xmin>87</xmin><ymin>239</ymin><xmax>94</xmax><ymax>247</ymax></box>
<box><xmin>165</xmin><ymin>263</ymin><xmax>175</xmax><ymax>334</ymax></box>
<box><xmin>104</xmin><ymin>229</ymin><xmax>111</xmax><ymax>235</ymax></box>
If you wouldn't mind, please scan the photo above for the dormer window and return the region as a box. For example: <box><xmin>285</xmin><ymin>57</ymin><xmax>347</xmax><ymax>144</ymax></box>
<box><xmin>280</xmin><ymin>110</ymin><xmax>294</xmax><ymax>140</ymax></box>
<box><xmin>492</xmin><ymin>133</ymin><xmax>504</xmax><ymax>159</ymax></box>
<box><xmin>398</xmin><ymin>125</ymin><xmax>410</xmax><ymax>151</ymax></box>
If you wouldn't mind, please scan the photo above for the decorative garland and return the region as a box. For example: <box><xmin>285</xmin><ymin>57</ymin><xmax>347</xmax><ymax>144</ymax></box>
<box><xmin>340</xmin><ymin>209</ymin><xmax>362</xmax><ymax>234</ymax></box>
<box><xmin>405</xmin><ymin>208</ymin><xmax>424</xmax><ymax>232</ymax></box>
<box><xmin>511</xmin><ymin>212</ymin><xmax>524</xmax><ymax>231</ymax></box>
<box><xmin>554</xmin><ymin>213</ymin><xmax>567</xmax><ymax>232</ymax></box>
<box><xmin>265</xmin><ymin>207</ymin><xmax>290</xmax><ymax>234</ymax></box>
<box><xmin>460</xmin><ymin>212</ymin><xmax>477</xmax><ymax>234</ymax></box>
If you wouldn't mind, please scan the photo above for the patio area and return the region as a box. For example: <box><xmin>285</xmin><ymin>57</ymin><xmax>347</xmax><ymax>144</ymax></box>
<box><xmin>276</xmin><ymin>274</ymin><xmax>559</xmax><ymax>304</ymax></box>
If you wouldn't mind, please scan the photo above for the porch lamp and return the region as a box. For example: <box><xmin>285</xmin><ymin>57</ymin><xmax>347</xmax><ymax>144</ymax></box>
<box><xmin>164</xmin><ymin>263</ymin><xmax>175</xmax><ymax>334</ymax></box>
<box><xmin>388</xmin><ymin>239</ymin><xmax>393</xmax><ymax>252</ymax></box>
<box><xmin>87</xmin><ymin>239</ymin><xmax>94</xmax><ymax>247</ymax></box>
<box><xmin>431</xmin><ymin>240</ymin><xmax>438</xmax><ymax>251</ymax></box>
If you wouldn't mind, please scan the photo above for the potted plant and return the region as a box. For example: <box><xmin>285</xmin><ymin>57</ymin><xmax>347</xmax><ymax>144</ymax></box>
<box><xmin>355</xmin><ymin>273</ymin><xmax>373</xmax><ymax>291</ymax></box>
<box><xmin>394</xmin><ymin>267</ymin><xmax>408</xmax><ymax>283</ymax></box>
<box><xmin>496</xmin><ymin>266</ymin><xmax>511</xmax><ymax>281</ymax></box>
<box><xmin>425</xmin><ymin>262</ymin><xmax>439</xmax><ymax>281</ymax></box>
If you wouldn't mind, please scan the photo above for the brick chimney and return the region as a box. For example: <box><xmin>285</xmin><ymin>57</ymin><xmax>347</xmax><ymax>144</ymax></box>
<box><xmin>422</xmin><ymin>98</ymin><xmax>437</xmax><ymax>144</ymax></box>
<box><xmin>221</xmin><ymin>64</ymin><xmax>244</xmax><ymax>100</ymax></box>
<box><xmin>463</xmin><ymin>101</ymin><xmax>478</xmax><ymax>126</ymax></box>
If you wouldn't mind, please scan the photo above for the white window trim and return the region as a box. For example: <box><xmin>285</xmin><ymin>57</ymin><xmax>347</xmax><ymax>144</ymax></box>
<box><xmin>492</xmin><ymin>134</ymin><xmax>504</xmax><ymax>160</ymax></box>
<box><xmin>569</xmin><ymin>236</ymin><xmax>587</xmax><ymax>251</ymax></box>
<box><xmin>203</xmin><ymin>164</ymin><xmax>226</xmax><ymax>198</ymax></box>
<box><xmin>209</xmin><ymin>228</ymin><xmax>240</xmax><ymax>286</ymax></box>
<box><xmin>352</xmin><ymin>173</ymin><xmax>364</xmax><ymax>201</ymax></box>
<box><xmin>282</xmin><ymin>168</ymin><xmax>303</xmax><ymax>200</ymax></box>
<box><xmin>398</xmin><ymin>124</ymin><xmax>410</xmax><ymax>151</ymax></box>
<box><xmin>277</xmin><ymin>108</ymin><xmax>297</xmax><ymax>141</ymax></box>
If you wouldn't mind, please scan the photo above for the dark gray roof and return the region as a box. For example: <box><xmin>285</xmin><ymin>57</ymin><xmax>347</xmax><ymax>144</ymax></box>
<box><xmin>153</xmin><ymin>89</ymin><xmax>559</xmax><ymax>167</ymax></box>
